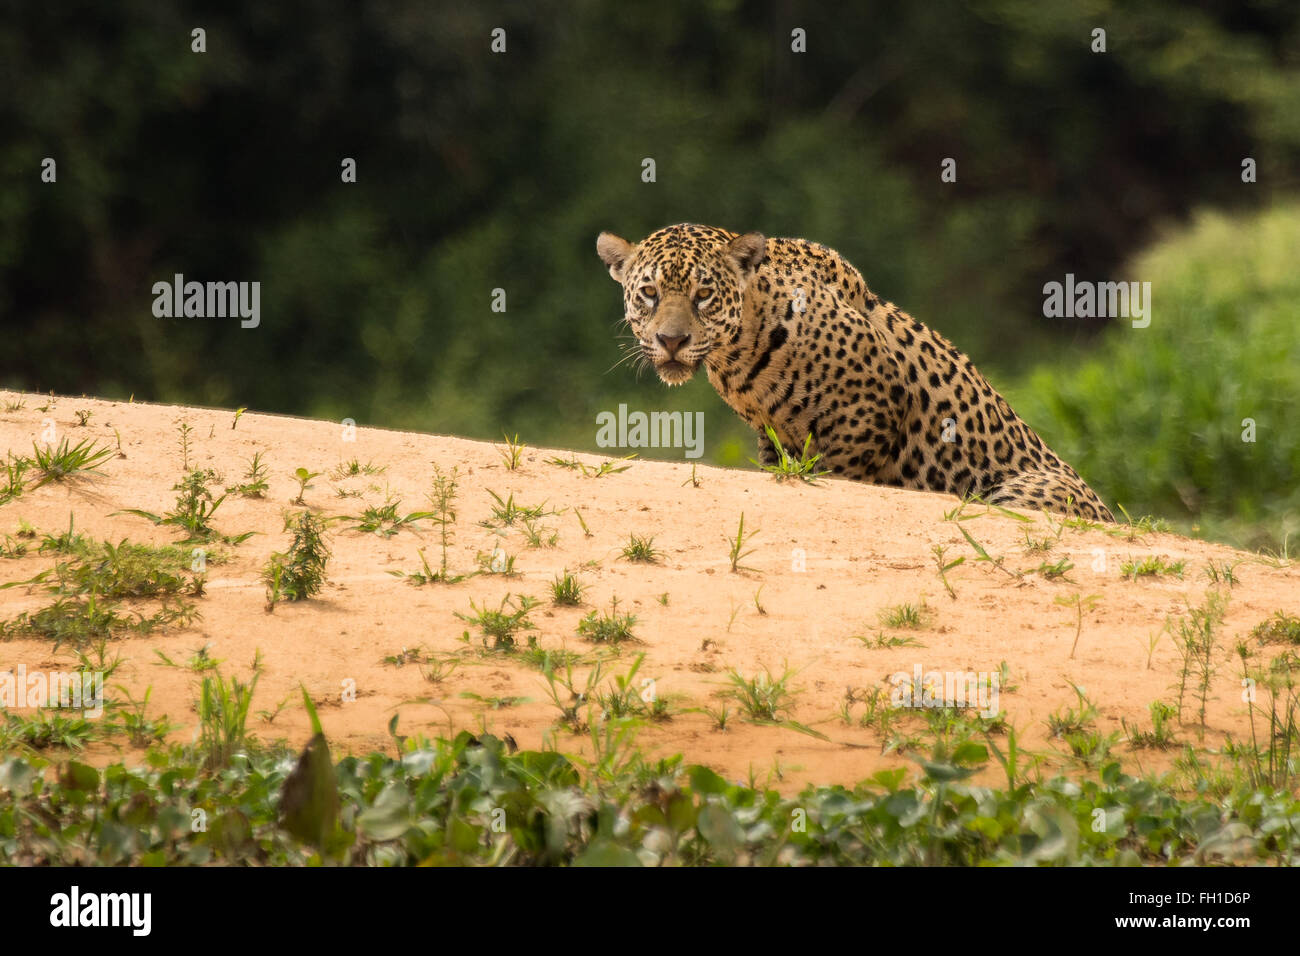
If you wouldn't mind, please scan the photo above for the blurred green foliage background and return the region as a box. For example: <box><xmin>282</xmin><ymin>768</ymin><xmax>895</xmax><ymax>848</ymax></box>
<box><xmin>2</xmin><ymin>1</ymin><xmax>1298</xmax><ymax>547</ymax></box>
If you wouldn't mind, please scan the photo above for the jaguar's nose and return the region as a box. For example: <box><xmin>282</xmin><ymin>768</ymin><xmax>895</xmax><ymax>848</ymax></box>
<box><xmin>656</xmin><ymin>333</ymin><xmax>690</xmax><ymax>356</ymax></box>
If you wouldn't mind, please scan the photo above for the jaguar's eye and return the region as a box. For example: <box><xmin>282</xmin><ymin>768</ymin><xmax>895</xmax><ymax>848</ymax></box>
<box><xmin>639</xmin><ymin>285</ymin><xmax>658</xmax><ymax>299</ymax></box>
<box><xmin>694</xmin><ymin>287</ymin><xmax>714</xmax><ymax>302</ymax></box>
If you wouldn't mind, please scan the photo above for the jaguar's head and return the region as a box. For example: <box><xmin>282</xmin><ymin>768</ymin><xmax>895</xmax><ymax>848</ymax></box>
<box><xmin>596</xmin><ymin>223</ymin><xmax>766</xmax><ymax>385</ymax></box>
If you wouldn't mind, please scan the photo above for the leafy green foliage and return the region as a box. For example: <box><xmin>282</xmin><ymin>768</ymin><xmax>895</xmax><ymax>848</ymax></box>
<box><xmin>263</xmin><ymin>512</ymin><xmax>331</xmax><ymax>606</ymax></box>
<box><xmin>456</xmin><ymin>594</ymin><xmax>539</xmax><ymax>650</ymax></box>
<box><xmin>576</xmin><ymin>599</ymin><xmax>639</xmax><ymax>645</ymax></box>
<box><xmin>28</xmin><ymin>438</ymin><xmax>113</xmax><ymax>489</ymax></box>
<box><xmin>1010</xmin><ymin>207</ymin><xmax>1300</xmax><ymax>549</ymax></box>
<box><xmin>754</xmin><ymin>426</ymin><xmax>830</xmax><ymax>483</ymax></box>
<box><xmin>120</xmin><ymin>469</ymin><xmax>253</xmax><ymax>545</ymax></box>
<box><xmin>550</xmin><ymin>571</ymin><xmax>586</xmax><ymax>606</ymax></box>
<box><xmin>620</xmin><ymin>534</ymin><xmax>660</xmax><ymax>564</ymax></box>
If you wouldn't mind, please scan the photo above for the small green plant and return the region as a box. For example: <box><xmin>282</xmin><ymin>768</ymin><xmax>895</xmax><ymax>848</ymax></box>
<box><xmin>585</xmin><ymin>455</ymin><xmax>635</xmax><ymax>478</ymax></box>
<box><xmin>73</xmin><ymin>409</ymin><xmax>92</xmax><ymax>427</ymax></box>
<box><xmin>602</xmin><ymin>655</ymin><xmax>672</xmax><ymax>722</ymax></box>
<box><xmin>997</xmin><ymin>660</ymin><xmax>1019</xmax><ymax>694</ymax></box>
<box><xmin>724</xmin><ymin>664</ymin><xmax>796</xmax><ymax>722</ymax></box>
<box><xmin>726</xmin><ymin>512</ymin><xmax>758</xmax><ymax>573</ymax></box>
<box><xmin>521</xmin><ymin>515</ymin><xmax>558</xmax><ymax>548</ymax></box>
<box><xmin>575</xmin><ymin>509</ymin><xmax>593</xmax><ymax>537</ymax></box>
<box><xmin>1055</xmin><ymin>592</ymin><xmax>1102</xmax><ymax>659</ymax></box>
<box><xmin>9</xmin><ymin>534</ymin><xmax>202</xmax><ymax>599</ymax></box>
<box><xmin>256</xmin><ymin>693</ymin><xmax>293</xmax><ymax>725</ymax></box>
<box><xmin>1118</xmin><ymin>556</ymin><xmax>1190</xmax><ymax>580</ymax></box>
<box><xmin>547</xmin><ymin>453</ymin><xmax>635</xmax><ymax>478</ymax></box>
<box><xmin>1063</xmin><ymin>727</ymin><xmax>1122</xmax><ymax>768</ymax></box>
<box><xmin>1032</xmin><ymin>557</ymin><xmax>1075</xmax><ymax>581</ymax></box>
<box><xmin>879</xmin><ymin>600</ymin><xmax>933</xmax><ymax>630</ymax></box>
<box><xmin>2</xmin><ymin>397</ymin><xmax>26</xmax><ymax>412</ymax></box>
<box><xmin>854</xmin><ymin>630</ymin><xmax>924</xmax><ymax>649</ymax></box>
<box><xmin>550</xmin><ymin>571</ymin><xmax>586</xmax><ymax>606</ymax></box>
<box><xmin>1110</xmin><ymin>505</ymin><xmax>1172</xmax><ymax>541</ymax></box>
<box><xmin>955</xmin><ymin>524</ymin><xmax>1017</xmax><ymax>578</ymax></box>
<box><xmin>483</xmin><ymin>490</ymin><xmax>552</xmax><ymax>527</ymax></box>
<box><xmin>291</xmin><ymin>467</ymin><xmax>323</xmax><ymax>505</ymax></box>
<box><xmin>497</xmin><ymin>431</ymin><xmax>525</xmax><ymax>470</ymax></box>
<box><xmin>722</xmin><ymin>663</ymin><xmax>828</xmax><ymax>739</ymax></box>
<box><xmin>456</xmin><ymin>594</ymin><xmax>539</xmax><ymax>650</ymax></box>
<box><xmin>1</xmin><ymin>591</ymin><xmax>196</xmax><ymax>651</ymax></box>
<box><xmin>696</xmin><ymin>703</ymin><xmax>732</xmax><ymax>731</ymax></box>
<box><xmin>754</xmin><ymin>425</ymin><xmax>830</xmax><ymax>483</ymax></box>
<box><xmin>390</xmin><ymin>548</ymin><xmax>446</xmax><ymax>586</ymax></box>
<box><xmin>682</xmin><ymin>463</ymin><xmax>701</xmax><ymax>488</ymax></box>
<box><xmin>461</xmin><ymin>691</ymin><xmax>529</xmax><ymax>710</ymax></box>
<box><xmin>1171</xmin><ymin>590</ymin><xmax>1227</xmax><ymax>731</ymax></box>
<box><xmin>1124</xmin><ymin>700</ymin><xmax>1179</xmax><ymax>750</ymax></box>
<box><xmin>1256</xmin><ymin>533</ymin><xmax>1294</xmax><ymax>570</ymax></box>
<box><xmin>1134</xmin><ymin>625</ymin><xmax>1166</xmax><ymax>669</ymax></box>
<box><xmin>1204</xmin><ymin>559</ymin><xmax>1240</xmax><ymax>588</ymax></box>
<box><xmin>28</xmin><ymin>437</ymin><xmax>114</xmax><ymax>489</ymax></box>
<box><xmin>1</xmin><ymin>711</ymin><xmax>98</xmax><ymax>753</ymax></box>
<box><xmin>347</xmin><ymin>497</ymin><xmax>433</xmax><ymax>537</ymax></box>
<box><xmin>381</xmin><ymin>646</ymin><xmax>431</xmax><ymax>668</ymax></box>
<box><xmin>1</xmin><ymin>454</ymin><xmax>30</xmax><ymax>504</ymax></box>
<box><xmin>227</xmin><ymin>451</ymin><xmax>270</xmax><ymax>498</ymax></box>
<box><xmin>263</xmin><ymin>511</ymin><xmax>331</xmax><ymax>607</ymax></box>
<box><xmin>38</xmin><ymin>513</ymin><xmax>90</xmax><ymax>555</ymax></box>
<box><xmin>1120</xmin><ymin>555</ymin><xmax>1186</xmax><ymax>581</ymax></box>
<box><xmin>1251</xmin><ymin>611</ymin><xmax>1300</xmax><ymax>645</ymax></box>
<box><xmin>932</xmin><ymin>544</ymin><xmax>964</xmax><ymax>598</ymax></box>
<box><xmin>330</xmin><ymin>458</ymin><xmax>385</xmax><ymax>479</ymax></box>
<box><xmin>177</xmin><ymin>421</ymin><xmax>194</xmax><ymax>471</ymax></box>
<box><xmin>186</xmin><ymin>643</ymin><xmax>223</xmax><ymax>672</ymax></box>
<box><xmin>1022</xmin><ymin>529</ymin><xmax>1055</xmax><ymax>554</ymax></box>
<box><xmin>114</xmin><ymin>685</ymin><xmax>176</xmax><ymax>747</ymax></box>
<box><xmin>120</xmin><ymin>469</ymin><xmax>252</xmax><ymax>544</ymax></box>
<box><xmin>196</xmin><ymin>668</ymin><xmax>260</xmax><ymax>770</ymax></box>
<box><xmin>1047</xmin><ymin>682</ymin><xmax>1098</xmax><ymax>739</ymax></box>
<box><xmin>476</xmin><ymin>546</ymin><xmax>520</xmax><ymax>577</ymax></box>
<box><xmin>837</xmin><ymin>686</ymin><xmax>880</xmax><ymax>726</ymax></box>
<box><xmin>1233</xmin><ymin>648</ymin><xmax>1299</xmax><ymax>790</ymax></box>
<box><xmin>540</xmin><ymin>654</ymin><xmax>605</xmax><ymax>732</ymax></box>
<box><xmin>577</xmin><ymin>598</ymin><xmax>639</xmax><ymax>645</ymax></box>
<box><xmin>0</xmin><ymin>533</ymin><xmax>29</xmax><ymax>558</ymax></box>
<box><xmin>420</xmin><ymin>656</ymin><xmax>461</xmax><ymax>685</ymax></box>
<box><xmin>517</xmin><ymin>644</ymin><xmax>583</xmax><ymax>672</ymax></box>
<box><xmin>425</xmin><ymin>464</ymin><xmax>468</xmax><ymax>582</ymax></box>
<box><xmin>621</xmin><ymin>533</ymin><xmax>661</xmax><ymax>564</ymax></box>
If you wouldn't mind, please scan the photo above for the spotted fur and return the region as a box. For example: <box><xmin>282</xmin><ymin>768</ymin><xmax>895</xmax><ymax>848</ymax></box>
<box><xmin>596</xmin><ymin>223</ymin><xmax>1113</xmax><ymax>521</ymax></box>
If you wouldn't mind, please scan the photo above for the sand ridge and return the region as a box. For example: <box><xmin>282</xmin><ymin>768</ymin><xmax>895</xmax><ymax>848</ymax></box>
<box><xmin>2</xmin><ymin>391</ymin><xmax>1297</xmax><ymax>790</ymax></box>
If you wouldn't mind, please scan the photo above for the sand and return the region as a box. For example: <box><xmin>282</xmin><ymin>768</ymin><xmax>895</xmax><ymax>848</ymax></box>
<box><xmin>2</xmin><ymin>390</ymin><xmax>1297</xmax><ymax>790</ymax></box>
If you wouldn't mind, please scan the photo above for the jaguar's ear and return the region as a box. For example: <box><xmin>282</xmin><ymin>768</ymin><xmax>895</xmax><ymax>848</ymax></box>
<box><xmin>596</xmin><ymin>232</ymin><xmax>634</xmax><ymax>282</ymax></box>
<box><xmin>725</xmin><ymin>231</ymin><xmax>767</xmax><ymax>280</ymax></box>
